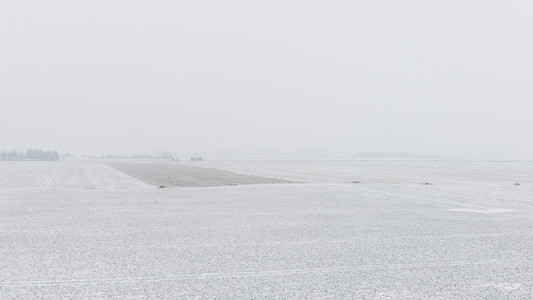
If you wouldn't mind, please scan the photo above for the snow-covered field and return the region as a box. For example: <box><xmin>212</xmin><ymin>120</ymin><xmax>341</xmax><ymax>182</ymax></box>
<box><xmin>0</xmin><ymin>160</ymin><xmax>149</xmax><ymax>189</ymax></box>
<box><xmin>1</xmin><ymin>159</ymin><xmax>532</xmax><ymax>298</ymax></box>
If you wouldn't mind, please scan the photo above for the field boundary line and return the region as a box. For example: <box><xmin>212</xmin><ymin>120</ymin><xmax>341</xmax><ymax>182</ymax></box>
<box><xmin>92</xmin><ymin>163</ymin><xmax>119</xmax><ymax>187</ymax></box>
<box><xmin>38</xmin><ymin>164</ymin><xmax>60</xmax><ymax>188</ymax></box>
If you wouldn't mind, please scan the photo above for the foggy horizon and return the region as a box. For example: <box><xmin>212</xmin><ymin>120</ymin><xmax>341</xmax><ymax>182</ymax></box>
<box><xmin>2</xmin><ymin>1</ymin><xmax>532</xmax><ymax>159</ymax></box>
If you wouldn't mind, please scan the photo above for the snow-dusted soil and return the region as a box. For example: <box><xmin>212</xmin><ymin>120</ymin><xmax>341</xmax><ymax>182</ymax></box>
<box><xmin>106</xmin><ymin>161</ymin><xmax>295</xmax><ymax>187</ymax></box>
<box><xmin>1</xmin><ymin>160</ymin><xmax>532</xmax><ymax>298</ymax></box>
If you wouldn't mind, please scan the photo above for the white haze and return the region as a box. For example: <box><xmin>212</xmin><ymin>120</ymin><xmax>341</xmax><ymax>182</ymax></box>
<box><xmin>1</xmin><ymin>0</ymin><xmax>532</xmax><ymax>159</ymax></box>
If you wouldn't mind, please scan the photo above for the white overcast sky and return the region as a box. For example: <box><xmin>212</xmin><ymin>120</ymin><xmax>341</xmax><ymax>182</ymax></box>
<box><xmin>1</xmin><ymin>0</ymin><xmax>532</xmax><ymax>158</ymax></box>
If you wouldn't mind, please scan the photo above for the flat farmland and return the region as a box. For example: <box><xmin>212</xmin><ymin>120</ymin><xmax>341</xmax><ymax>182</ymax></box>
<box><xmin>106</xmin><ymin>161</ymin><xmax>295</xmax><ymax>187</ymax></box>
<box><xmin>195</xmin><ymin>159</ymin><xmax>533</xmax><ymax>186</ymax></box>
<box><xmin>0</xmin><ymin>160</ymin><xmax>149</xmax><ymax>189</ymax></box>
<box><xmin>1</xmin><ymin>159</ymin><xmax>532</xmax><ymax>298</ymax></box>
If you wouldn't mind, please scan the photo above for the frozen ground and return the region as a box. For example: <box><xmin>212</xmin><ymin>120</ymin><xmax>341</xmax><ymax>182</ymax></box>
<box><xmin>1</xmin><ymin>159</ymin><xmax>532</xmax><ymax>298</ymax></box>
<box><xmin>0</xmin><ymin>160</ymin><xmax>149</xmax><ymax>189</ymax></box>
<box><xmin>194</xmin><ymin>159</ymin><xmax>533</xmax><ymax>186</ymax></box>
<box><xmin>106</xmin><ymin>161</ymin><xmax>294</xmax><ymax>187</ymax></box>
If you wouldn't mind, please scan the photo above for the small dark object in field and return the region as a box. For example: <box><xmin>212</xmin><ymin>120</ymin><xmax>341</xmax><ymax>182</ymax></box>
<box><xmin>421</xmin><ymin>182</ymin><xmax>433</xmax><ymax>185</ymax></box>
<box><xmin>351</xmin><ymin>180</ymin><xmax>361</xmax><ymax>184</ymax></box>
<box><xmin>158</xmin><ymin>185</ymin><xmax>167</xmax><ymax>188</ymax></box>
<box><xmin>514</xmin><ymin>182</ymin><xmax>520</xmax><ymax>186</ymax></box>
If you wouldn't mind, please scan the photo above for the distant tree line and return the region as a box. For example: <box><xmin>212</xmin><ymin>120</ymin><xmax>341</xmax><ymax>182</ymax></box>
<box><xmin>0</xmin><ymin>149</ymin><xmax>60</xmax><ymax>161</ymax></box>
